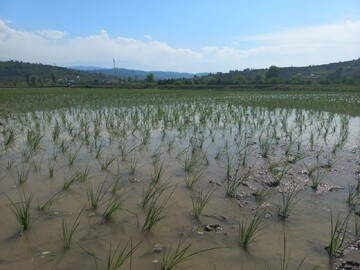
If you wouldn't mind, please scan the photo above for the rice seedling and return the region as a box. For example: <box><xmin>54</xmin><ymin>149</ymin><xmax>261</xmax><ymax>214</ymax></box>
<box><xmin>52</xmin><ymin>119</ymin><xmax>61</xmax><ymax>141</ymax></box>
<box><xmin>67</xmin><ymin>123</ymin><xmax>78</xmax><ymax>140</ymax></box>
<box><xmin>63</xmin><ymin>167</ymin><xmax>90</xmax><ymax>190</ymax></box>
<box><xmin>183</xmin><ymin>152</ymin><xmax>205</xmax><ymax>173</ymax></box>
<box><xmin>286</xmin><ymin>151</ymin><xmax>305</xmax><ymax>164</ymax></box>
<box><xmin>16</xmin><ymin>165</ymin><xmax>31</xmax><ymax>185</ymax></box>
<box><xmin>264</xmin><ymin>229</ymin><xmax>324</xmax><ymax>270</ymax></box>
<box><xmin>253</xmin><ymin>187</ymin><xmax>274</xmax><ymax>204</ymax></box>
<box><xmin>111</xmin><ymin>168</ymin><xmax>124</xmax><ymax>194</ymax></box>
<box><xmin>93</xmin><ymin>123</ymin><xmax>103</xmax><ymax>140</ymax></box>
<box><xmin>21</xmin><ymin>146</ymin><xmax>36</xmax><ymax>163</ymax></box>
<box><xmin>30</xmin><ymin>151</ymin><xmax>45</xmax><ymax>173</ymax></box>
<box><xmin>322</xmin><ymin>154</ymin><xmax>337</xmax><ymax>170</ymax></box>
<box><xmin>59</xmin><ymin>139</ymin><xmax>73</xmax><ymax>154</ymax></box>
<box><xmin>78</xmin><ymin>164</ymin><xmax>91</xmax><ymax>182</ymax></box>
<box><xmin>86</xmin><ymin>180</ymin><xmax>108</xmax><ymax>211</ymax></box>
<box><xmin>118</xmin><ymin>141</ymin><xmax>141</xmax><ymax>162</ymax></box>
<box><xmin>166</xmin><ymin>137</ymin><xmax>176</xmax><ymax>153</ymax></box>
<box><xmin>105</xmin><ymin>238</ymin><xmax>142</xmax><ymax>270</ymax></box>
<box><xmin>161</xmin><ymin>234</ymin><xmax>218</xmax><ymax>270</ymax></box>
<box><xmin>94</xmin><ymin>141</ymin><xmax>105</xmax><ymax>159</ymax></box>
<box><xmin>3</xmin><ymin>127</ymin><xmax>16</xmax><ymax>149</ymax></box>
<box><xmin>99</xmin><ymin>154</ymin><xmax>118</xmax><ymax>171</ymax></box>
<box><xmin>267</xmin><ymin>160</ymin><xmax>290</xmax><ymax>187</ymax></box>
<box><xmin>191</xmin><ymin>186</ymin><xmax>217</xmax><ymax>221</ymax></box>
<box><xmin>126</xmin><ymin>155</ymin><xmax>139</xmax><ymax>175</ymax></box>
<box><xmin>259</xmin><ymin>133</ymin><xmax>273</xmax><ymax>158</ymax></box>
<box><xmin>309</xmin><ymin>168</ymin><xmax>326</xmax><ymax>191</ymax></box>
<box><xmin>48</xmin><ymin>160</ymin><xmax>55</xmax><ymax>178</ymax></box>
<box><xmin>184</xmin><ymin>169</ymin><xmax>204</xmax><ymax>189</ymax></box>
<box><xmin>27</xmin><ymin>128</ymin><xmax>43</xmax><ymax>151</ymax></box>
<box><xmin>355</xmin><ymin>213</ymin><xmax>359</xmax><ymax>239</ymax></box>
<box><xmin>151</xmin><ymin>159</ymin><xmax>166</xmax><ymax>184</ymax></box>
<box><xmin>303</xmin><ymin>162</ymin><xmax>319</xmax><ymax>179</ymax></box>
<box><xmin>38</xmin><ymin>191</ymin><xmax>66</xmax><ymax>211</ymax></box>
<box><xmin>142</xmin><ymin>185</ymin><xmax>175</xmax><ymax>231</ymax></box>
<box><xmin>142</xmin><ymin>180</ymin><xmax>172</xmax><ymax>208</ymax></box>
<box><xmin>346</xmin><ymin>185</ymin><xmax>359</xmax><ymax>209</ymax></box>
<box><xmin>238</xmin><ymin>209</ymin><xmax>265</xmax><ymax>249</ymax></box>
<box><xmin>224</xmin><ymin>162</ymin><xmax>253</xmax><ymax>198</ymax></box>
<box><xmin>102</xmin><ymin>194</ymin><xmax>124</xmax><ymax>222</ymax></box>
<box><xmin>325</xmin><ymin>211</ymin><xmax>351</xmax><ymax>258</ymax></box>
<box><xmin>308</xmin><ymin>130</ymin><xmax>316</xmax><ymax>149</ymax></box>
<box><xmin>141</xmin><ymin>128</ymin><xmax>151</xmax><ymax>146</ymax></box>
<box><xmin>7</xmin><ymin>189</ymin><xmax>33</xmax><ymax>231</ymax></box>
<box><xmin>67</xmin><ymin>143</ymin><xmax>83</xmax><ymax>167</ymax></box>
<box><xmin>277</xmin><ymin>182</ymin><xmax>300</xmax><ymax>220</ymax></box>
<box><xmin>6</xmin><ymin>156</ymin><xmax>16</xmax><ymax>170</ymax></box>
<box><xmin>61</xmin><ymin>208</ymin><xmax>83</xmax><ymax>250</ymax></box>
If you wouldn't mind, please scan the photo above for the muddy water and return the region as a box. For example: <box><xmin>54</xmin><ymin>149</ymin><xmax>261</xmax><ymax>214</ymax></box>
<box><xmin>0</xmin><ymin>105</ymin><xmax>359</xmax><ymax>270</ymax></box>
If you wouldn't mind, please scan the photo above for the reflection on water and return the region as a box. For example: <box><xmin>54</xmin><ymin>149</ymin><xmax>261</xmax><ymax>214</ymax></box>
<box><xmin>0</xmin><ymin>96</ymin><xmax>359</xmax><ymax>269</ymax></box>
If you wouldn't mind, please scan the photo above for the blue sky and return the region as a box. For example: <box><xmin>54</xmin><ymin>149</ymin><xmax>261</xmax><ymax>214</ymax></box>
<box><xmin>1</xmin><ymin>0</ymin><xmax>360</xmax><ymax>72</ymax></box>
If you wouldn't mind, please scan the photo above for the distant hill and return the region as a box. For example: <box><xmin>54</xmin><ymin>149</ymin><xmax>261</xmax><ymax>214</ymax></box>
<box><xmin>75</xmin><ymin>67</ymin><xmax>207</xmax><ymax>80</ymax></box>
<box><xmin>197</xmin><ymin>58</ymin><xmax>360</xmax><ymax>85</ymax></box>
<box><xmin>69</xmin><ymin>66</ymin><xmax>106</xmax><ymax>71</ymax></box>
<box><xmin>0</xmin><ymin>61</ymin><xmax>110</xmax><ymax>86</ymax></box>
<box><xmin>1</xmin><ymin>59</ymin><xmax>359</xmax><ymax>87</ymax></box>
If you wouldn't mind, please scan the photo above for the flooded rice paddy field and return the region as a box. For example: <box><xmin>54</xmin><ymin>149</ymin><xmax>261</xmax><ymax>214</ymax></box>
<box><xmin>0</xmin><ymin>89</ymin><xmax>359</xmax><ymax>270</ymax></box>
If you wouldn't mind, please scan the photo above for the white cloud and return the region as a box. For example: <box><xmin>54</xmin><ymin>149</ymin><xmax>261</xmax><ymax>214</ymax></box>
<box><xmin>0</xmin><ymin>19</ymin><xmax>359</xmax><ymax>72</ymax></box>
<box><xmin>0</xmin><ymin>20</ymin><xmax>203</xmax><ymax>71</ymax></box>
<box><xmin>38</xmin><ymin>30</ymin><xmax>68</xmax><ymax>39</ymax></box>
<box><xmin>236</xmin><ymin>20</ymin><xmax>360</xmax><ymax>67</ymax></box>
<box><xmin>144</xmin><ymin>34</ymin><xmax>153</xmax><ymax>41</ymax></box>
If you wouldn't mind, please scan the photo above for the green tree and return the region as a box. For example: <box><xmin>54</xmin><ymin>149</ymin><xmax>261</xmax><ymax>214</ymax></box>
<box><xmin>145</xmin><ymin>73</ymin><xmax>154</xmax><ymax>83</ymax></box>
<box><xmin>51</xmin><ymin>72</ymin><xmax>56</xmax><ymax>83</ymax></box>
<box><xmin>266</xmin><ymin>65</ymin><xmax>280</xmax><ymax>79</ymax></box>
<box><xmin>30</xmin><ymin>76</ymin><xmax>36</xmax><ymax>86</ymax></box>
<box><xmin>235</xmin><ymin>74</ymin><xmax>246</xmax><ymax>84</ymax></box>
<box><xmin>25</xmin><ymin>73</ymin><xmax>30</xmax><ymax>85</ymax></box>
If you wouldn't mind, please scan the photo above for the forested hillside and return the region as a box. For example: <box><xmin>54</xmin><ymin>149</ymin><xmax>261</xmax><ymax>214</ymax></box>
<box><xmin>1</xmin><ymin>58</ymin><xmax>359</xmax><ymax>87</ymax></box>
<box><xmin>183</xmin><ymin>58</ymin><xmax>360</xmax><ymax>86</ymax></box>
<box><xmin>0</xmin><ymin>61</ymin><xmax>110</xmax><ymax>86</ymax></box>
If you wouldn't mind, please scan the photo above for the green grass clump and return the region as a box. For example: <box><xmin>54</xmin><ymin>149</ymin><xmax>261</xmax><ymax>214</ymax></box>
<box><xmin>191</xmin><ymin>187</ymin><xmax>216</xmax><ymax>221</ymax></box>
<box><xmin>63</xmin><ymin>167</ymin><xmax>91</xmax><ymax>190</ymax></box>
<box><xmin>16</xmin><ymin>166</ymin><xmax>31</xmax><ymax>185</ymax></box>
<box><xmin>161</xmin><ymin>235</ymin><xmax>218</xmax><ymax>270</ymax></box>
<box><xmin>8</xmin><ymin>189</ymin><xmax>33</xmax><ymax>231</ymax></box>
<box><xmin>184</xmin><ymin>169</ymin><xmax>204</xmax><ymax>189</ymax></box>
<box><xmin>106</xmin><ymin>239</ymin><xmax>141</xmax><ymax>270</ymax></box>
<box><xmin>142</xmin><ymin>186</ymin><xmax>175</xmax><ymax>231</ymax></box>
<box><xmin>86</xmin><ymin>180</ymin><xmax>108</xmax><ymax>211</ymax></box>
<box><xmin>224</xmin><ymin>164</ymin><xmax>253</xmax><ymax>198</ymax></box>
<box><xmin>102</xmin><ymin>194</ymin><xmax>124</xmax><ymax>222</ymax></box>
<box><xmin>325</xmin><ymin>211</ymin><xmax>351</xmax><ymax>258</ymax></box>
<box><xmin>38</xmin><ymin>191</ymin><xmax>65</xmax><ymax>211</ymax></box>
<box><xmin>277</xmin><ymin>182</ymin><xmax>300</xmax><ymax>220</ymax></box>
<box><xmin>61</xmin><ymin>209</ymin><xmax>82</xmax><ymax>250</ymax></box>
<box><xmin>238</xmin><ymin>209</ymin><xmax>265</xmax><ymax>249</ymax></box>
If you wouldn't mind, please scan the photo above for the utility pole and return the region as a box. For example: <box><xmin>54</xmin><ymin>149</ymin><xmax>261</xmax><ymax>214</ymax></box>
<box><xmin>113</xmin><ymin>58</ymin><xmax>117</xmax><ymax>77</ymax></box>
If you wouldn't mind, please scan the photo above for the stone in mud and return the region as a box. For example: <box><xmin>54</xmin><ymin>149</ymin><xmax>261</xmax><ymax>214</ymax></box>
<box><xmin>342</xmin><ymin>262</ymin><xmax>360</xmax><ymax>270</ymax></box>
<box><xmin>203</xmin><ymin>224</ymin><xmax>222</xmax><ymax>233</ymax></box>
<box><xmin>153</xmin><ymin>243</ymin><xmax>163</xmax><ymax>252</ymax></box>
<box><xmin>346</xmin><ymin>261</ymin><xmax>360</xmax><ymax>267</ymax></box>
